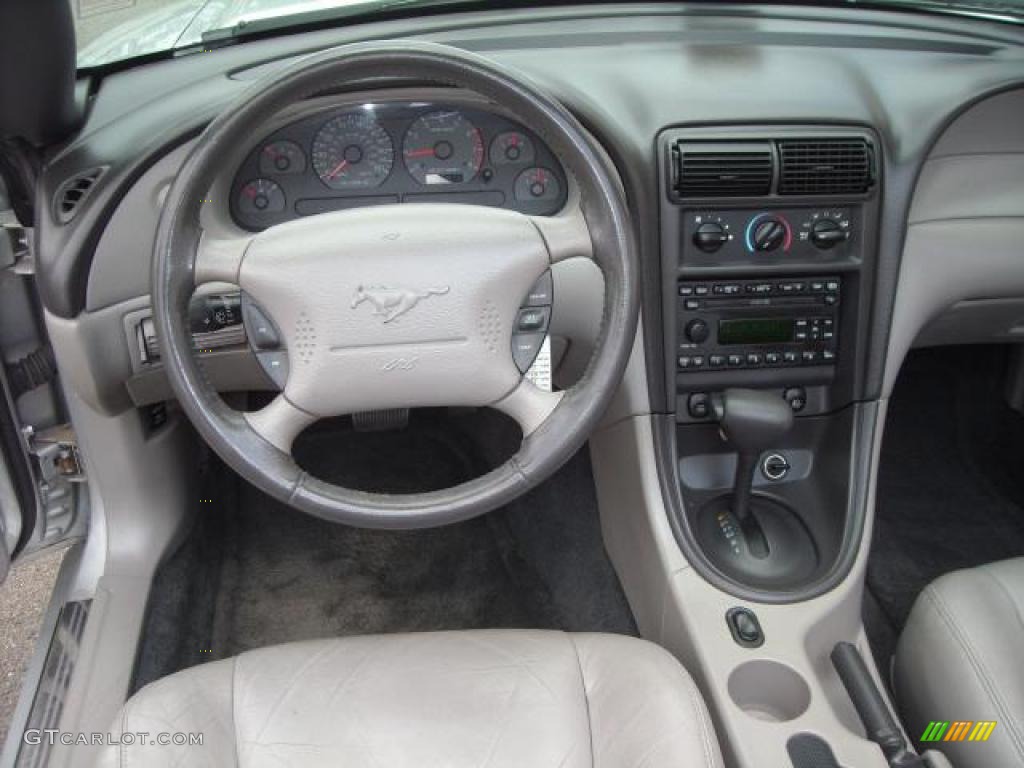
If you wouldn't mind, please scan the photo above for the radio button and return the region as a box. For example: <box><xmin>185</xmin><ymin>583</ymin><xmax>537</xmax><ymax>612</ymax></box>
<box><xmin>784</xmin><ymin>387</ymin><xmax>807</xmax><ymax>412</ymax></box>
<box><xmin>684</xmin><ymin>299</ymin><xmax>700</xmax><ymax>310</ymax></box>
<box><xmin>709</xmin><ymin>354</ymin><xmax>726</xmax><ymax>367</ymax></box>
<box><xmin>823</xmin><ymin>349</ymin><xmax>836</xmax><ymax>362</ymax></box>
<box><xmin>765</xmin><ymin>352</ymin><xmax>781</xmax><ymax>365</ymax></box>
<box><xmin>678</xmin><ymin>356</ymin><xmax>693</xmax><ymax>369</ymax></box>
<box><xmin>747</xmin><ymin>353</ymin><xmax>763</xmax><ymax>366</ymax></box>
<box><xmin>692</xmin><ymin>356</ymin><xmax>706</xmax><ymax>367</ymax></box>
<box><xmin>783</xmin><ymin>351</ymin><xmax>799</xmax><ymax>364</ymax></box>
<box><xmin>824</xmin><ymin>295</ymin><xmax>838</xmax><ymax>306</ymax></box>
<box><xmin>810</xmin><ymin>281</ymin><xmax>825</xmax><ymax>292</ymax></box>
<box><xmin>679</xmin><ymin>284</ymin><xmax>694</xmax><ymax>296</ymax></box>
<box><xmin>713</xmin><ymin>283</ymin><xmax>741</xmax><ymax>295</ymax></box>
<box><xmin>727</xmin><ymin>354</ymin><xmax>744</xmax><ymax>367</ymax></box>
<box><xmin>685</xmin><ymin>319</ymin><xmax>710</xmax><ymax>344</ymax></box>
<box><xmin>802</xmin><ymin>350</ymin><xmax>818</xmax><ymax>363</ymax></box>
<box><xmin>695</xmin><ymin>285</ymin><xmax>710</xmax><ymax>296</ymax></box>
<box><xmin>825</xmin><ymin>280</ymin><xmax>840</xmax><ymax>292</ymax></box>
<box><xmin>792</xmin><ymin>282</ymin><xmax>806</xmax><ymax>292</ymax></box>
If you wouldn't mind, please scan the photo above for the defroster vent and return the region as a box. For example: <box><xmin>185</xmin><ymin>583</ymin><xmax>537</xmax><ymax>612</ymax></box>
<box><xmin>54</xmin><ymin>167</ymin><xmax>105</xmax><ymax>224</ymax></box>
<box><xmin>673</xmin><ymin>142</ymin><xmax>773</xmax><ymax>198</ymax></box>
<box><xmin>778</xmin><ymin>139</ymin><xmax>873</xmax><ymax>195</ymax></box>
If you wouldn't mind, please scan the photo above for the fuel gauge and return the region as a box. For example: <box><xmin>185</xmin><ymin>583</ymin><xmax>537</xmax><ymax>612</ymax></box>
<box><xmin>258</xmin><ymin>141</ymin><xmax>306</xmax><ymax>175</ymax></box>
<box><xmin>514</xmin><ymin>167</ymin><xmax>561</xmax><ymax>202</ymax></box>
<box><xmin>237</xmin><ymin>179</ymin><xmax>286</xmax><ymax>216</ymax></box>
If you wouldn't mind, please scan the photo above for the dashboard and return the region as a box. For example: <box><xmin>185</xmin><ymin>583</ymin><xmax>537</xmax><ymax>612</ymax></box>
<box><xmin>34</xmin><ymin>3</ymin><xmax>1024</xmax><ymax>424</ymax></box>
<box><xmin>229</xmin><ymin>101</ymin><xmax>568</xmax><ymax>230</ymax></box>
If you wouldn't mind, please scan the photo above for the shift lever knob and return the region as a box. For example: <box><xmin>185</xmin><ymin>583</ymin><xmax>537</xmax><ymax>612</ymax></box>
<box><xmin>713</xmin><ymin>388</ymin><xmax>794</xmax><ymax>453</ymax></box>
<box><xmin>712</xmin><ymin>389</ymin><xmax>794</xmax><ymax>539</ymax></box>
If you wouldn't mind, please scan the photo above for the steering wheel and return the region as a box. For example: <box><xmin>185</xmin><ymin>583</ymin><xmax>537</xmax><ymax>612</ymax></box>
<box><xmin>153</xmin><ymin>41</ymin><xmax>638</xmax><ymax>529</ymax></box>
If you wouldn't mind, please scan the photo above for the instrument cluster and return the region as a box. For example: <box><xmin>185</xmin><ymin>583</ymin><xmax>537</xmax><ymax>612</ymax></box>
<box><xmin>230</xmin><ymin>102</ymin><xmax>568</xmax><ymax>230</ymax></box>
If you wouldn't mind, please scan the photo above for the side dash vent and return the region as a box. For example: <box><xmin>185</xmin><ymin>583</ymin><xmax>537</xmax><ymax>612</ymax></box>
<box><xmin>778</xmin><ymin>139</ymin><xmax>873</xmax><ymax>196</ymax></box>
<box><xmin>54</xmin><ymin>167</ymin><xmax>106</xmax><ymax>224</ymax></box>
<box><xmin>672</xmin><ymin>142</ymin><xmax>773</xmax><ymax>198</ymax></box>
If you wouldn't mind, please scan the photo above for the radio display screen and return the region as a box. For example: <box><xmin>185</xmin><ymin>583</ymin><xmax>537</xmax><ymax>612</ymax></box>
<box><xmin>718</xmin><ymin>317</ymin><xmax>794</xmax><ymax>345</ymax></box>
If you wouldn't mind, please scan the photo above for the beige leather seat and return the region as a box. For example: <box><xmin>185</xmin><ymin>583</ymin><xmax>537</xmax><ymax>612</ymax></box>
<box><xmin>98</xmin><ymin>630</ymin><xmax>724</xmax><ymax>767</ymax></box>
<box><xmin>894</xmin><ymin>557</ymin><xmax>1024</xmax><ymax>768</ymax></box>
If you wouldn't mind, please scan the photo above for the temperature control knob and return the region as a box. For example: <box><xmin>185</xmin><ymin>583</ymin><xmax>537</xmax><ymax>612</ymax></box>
<box><xmin>810</xmin><ymin>218</ymin><xmax>849</xmax><ymax>249</ymax></box>
<box><xmin>751</xmin><ymin>217</ymin><xmax>788</xmax><ymax>252</ymax></box>
<box><xmin>693</xmin><ymin>222</ymin><xmax>729</xmax><ymax>253</ymax></box>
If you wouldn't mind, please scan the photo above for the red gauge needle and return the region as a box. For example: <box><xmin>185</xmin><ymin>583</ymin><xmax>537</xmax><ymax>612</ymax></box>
<box><xmin>325</xmin><ymin>159</ymin><xmax>349</xmax><ymax>180</ymax></box>
<box><xmin>406</xmin><ymin>148</ymin><xmax>435</xmax><ymax>158</ymax></box>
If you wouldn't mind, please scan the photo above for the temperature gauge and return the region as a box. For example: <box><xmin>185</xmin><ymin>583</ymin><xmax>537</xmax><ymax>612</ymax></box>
<box><xmin>514</xmin><ymin>167</ymin><xmax>561</xmax><ymax>202</ymax></box>
<box><xmin>236</xmin><ymin>179</ymin><xmax>286</xmax><ymax>216</ymax></box>
<box><xmin>258</xmin><ymin>140</ymin><xmax>306</xmax><ymax>175</ymax></box>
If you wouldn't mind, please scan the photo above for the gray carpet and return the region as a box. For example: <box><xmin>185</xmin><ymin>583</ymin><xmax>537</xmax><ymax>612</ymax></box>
<box><xmin>133</xmin><ymin>408</ymin><xmax>636</xmax><ymax>690</ymax></box>
<box><xmin>865</xmin><ymin>346</ymin><xmax>1024</xmax><ymax>675</ymax></box>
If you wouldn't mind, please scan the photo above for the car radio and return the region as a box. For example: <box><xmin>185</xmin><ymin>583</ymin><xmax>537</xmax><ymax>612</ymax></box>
<box><xmin>676</xmin><ymin>276</ymin><xmax>840</xmax><ymax>371</ymax></box>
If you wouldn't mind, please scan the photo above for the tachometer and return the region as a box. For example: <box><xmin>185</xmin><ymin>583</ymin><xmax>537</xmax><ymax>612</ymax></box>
<box><xmin>312</xmin><ymin>112</ymin><xmax>394</xmax><ymax>190</ymax></box>
<box><xmin>237</xmin><ymin>179</ymin><xmax>286</xmax><ymax>216</ymax></box>
<box><xmin>403</xmin><ymin>111</ymin><xmax>484</xmax><ymax>185</ymax></box>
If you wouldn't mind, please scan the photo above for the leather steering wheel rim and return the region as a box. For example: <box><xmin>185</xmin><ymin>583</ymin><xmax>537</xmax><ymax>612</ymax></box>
<box><xmin>152</xmin><ymin>41</ymin><xmax>638</xmax><ymax>529</ymax></box>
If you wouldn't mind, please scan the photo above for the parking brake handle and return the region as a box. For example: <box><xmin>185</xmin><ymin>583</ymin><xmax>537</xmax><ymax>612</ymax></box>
<box><xmin>831</xmin><ymin>642</ymin><xmax>925</xmax><ymax>768</ymax></box>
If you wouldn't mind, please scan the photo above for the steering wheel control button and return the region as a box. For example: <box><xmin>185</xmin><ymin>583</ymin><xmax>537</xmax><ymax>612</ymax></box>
<box><xmin>524</xmin><ymin>271</ymin><xmax>553</xmax><ymax>306</ymax></box>
<box><xmin>516</xmin><ymin>307</ymin><xmax>550</xmax><ymax>334</ymax></box>
<box><xmin>726</xmin><ymin>607</ymin><xmax>764</xmax><ymax>648</ymax></box>
<box><xmin>512</xmin><ymin>333</ymin><xmax>546</xmax><ymax>373</ymax></box>
<box><xmin>762</xmin><ymin>453</ymin><xmax>791</xmax><ymax>482</ymax></box>
<box><xmin>257</xmin><ymin>351</ymin><xmax>289</xmax><ymax>389</ymax></box>
<box><xmin>242</xmin><ymin>299</ymin><xmax>282</xmax><ymax>351</ymax></box>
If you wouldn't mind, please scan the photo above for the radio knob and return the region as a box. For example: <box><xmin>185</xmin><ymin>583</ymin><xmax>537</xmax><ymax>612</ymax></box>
<box><xmin>752</xmin><ymin>217</ymin><xmax>787</xmax><ymax>252</ymax></box>
<box><xmin>685</xmin><ymin>318</ymin><xmax>710</xmax><ymax>344</ymax></box>
<box><xmin>810</xmin><ymin>218</ymin><xmax>849</xmax><ymax>249</ymax></box>
<box><xmin>693</xmin><ymin>222</ymin><xmax>728</xmax><ymax>253</ymax></box>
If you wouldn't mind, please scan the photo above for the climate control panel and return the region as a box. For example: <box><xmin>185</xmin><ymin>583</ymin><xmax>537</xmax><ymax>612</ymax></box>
<box><xmin>684</xmin><ymin>208</ymin><xmax>853</xmax><ymax>262</ymax></box>
<box><xmin>677</xmin><ymin>276</ymin><xmax>841</xmax><ymax>372</ymax></box>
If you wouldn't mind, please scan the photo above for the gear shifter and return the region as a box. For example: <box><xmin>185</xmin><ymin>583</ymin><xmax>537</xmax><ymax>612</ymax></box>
<box><xmin>696</xmin><ymin>388</ymin><xmax>818</xmax><ymax>588</ymax></box>
<box><xmin>713</xmin><ymin>389</ymin><xmax>794</xmax><ymax>556</ymax></box>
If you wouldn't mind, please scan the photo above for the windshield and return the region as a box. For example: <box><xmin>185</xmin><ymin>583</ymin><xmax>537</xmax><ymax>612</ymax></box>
<box><xmin>73</xmin><ymin>0</ymin><xmax>1024</xmax><ymax>69</ymax></box>
<box><xmin>74</xmin><ymin>0</ymin><xmax>402</xmax><ymax>68</ymax></box>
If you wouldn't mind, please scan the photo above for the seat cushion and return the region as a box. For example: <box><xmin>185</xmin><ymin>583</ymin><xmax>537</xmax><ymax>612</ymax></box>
<box><xmin>97</xmin><ymin>629</ymin><xmax>724</xmax><ymax>768</ymax></box>
<box><xmin>894</xmin><ymin>557</ymin><xmax>1024</xmax><ymax>768</ymax></box>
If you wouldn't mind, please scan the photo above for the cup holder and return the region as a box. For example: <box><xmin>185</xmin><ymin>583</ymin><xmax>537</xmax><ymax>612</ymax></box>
<box><xmin>727</xmin><ymin>659</ymin><xmax>811</xmax><ymax>723</ymax></box>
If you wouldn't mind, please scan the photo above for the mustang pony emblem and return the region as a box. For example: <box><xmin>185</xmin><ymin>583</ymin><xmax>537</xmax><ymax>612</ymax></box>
<box><xmin>351</xmin><ymin>284</ymin><xmax>450</xmax><ymax>323</ymax></box>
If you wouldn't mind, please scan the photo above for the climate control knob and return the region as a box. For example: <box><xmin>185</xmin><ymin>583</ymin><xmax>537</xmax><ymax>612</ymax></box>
<box><xmin>810</xmin><ymin>218</ymin><xmax>849</xmax><ymax>249</ymax></box>
<box><xmin>685</xmin><ymin>318</ymin><xmax>710</xmax><ymax>344</ymax></box>
<box><xmin>751</xmin><ymin>217</ymin><xmax>788</xmax><ymax>252</ymax></box>
<box><xmin>693</xmin><ymin>222</ymin><xmax>729</xmax><ymax>253</ymax></box>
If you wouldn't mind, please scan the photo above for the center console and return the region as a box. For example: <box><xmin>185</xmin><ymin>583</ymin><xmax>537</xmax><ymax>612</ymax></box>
<box><xmin>659</xmin><ymin>126</ymin><xmax>880</xmax><ymax>595</ymax></box>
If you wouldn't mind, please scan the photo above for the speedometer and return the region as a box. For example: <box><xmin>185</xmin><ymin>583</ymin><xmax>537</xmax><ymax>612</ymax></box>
<box><xmin>311</xmin><ymin>112</ymin><xmax>394</xmax><ymax>190</ymax></box>
<box><xmin>402</xmin><ymin>111</ymin><xmax>484</xmax><ymax>185</ymax></box>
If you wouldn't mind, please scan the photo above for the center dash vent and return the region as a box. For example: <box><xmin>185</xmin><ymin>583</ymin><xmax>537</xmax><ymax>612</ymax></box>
<box><xmin>673</xmin><ymin>142</ymin><xmax>773</xmax><ymax>198</ymax></box>
<box><xmin>54</xmin><ymin>167</ymin><xmax>106</xmax><ymax>224</ymax></box>
<box><xmin>778</xmin><ymin>139</ymin><xmax>873</xmax><ymax>196</ymax></box>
